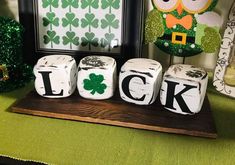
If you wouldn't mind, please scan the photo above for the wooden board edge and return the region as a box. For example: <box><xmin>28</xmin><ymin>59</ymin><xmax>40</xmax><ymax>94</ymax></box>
<box><xmin>11</xmin><ymin>106</ymin><xmax>217</xmax><ymax>139</ymax></box>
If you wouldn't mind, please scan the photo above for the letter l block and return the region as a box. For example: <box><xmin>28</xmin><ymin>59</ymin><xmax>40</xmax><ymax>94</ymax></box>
<box><xmin>33</xmin><ymin>55</ymin><xmax>77</xmax><ymax>98</ymax></box>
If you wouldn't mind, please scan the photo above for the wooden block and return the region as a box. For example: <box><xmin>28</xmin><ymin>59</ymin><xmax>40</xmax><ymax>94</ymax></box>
<box><xmin>33</xmin><ymin>55</ymin><xmax>77</xmax><ymax>98</ymax></box>
<box><xmin>119</xmin><ymin>58</ymin><xmax>162</xmax><ymax>105</ymax></box>
<box><xmin>160</xmin><ymin>64</ymin><xmax>208</xmax><ymax>115</ymax></box>
<box><xmin>77</xmin><ymin>56</ymin><xmax>117</xmax><ymax>100</ymax></box>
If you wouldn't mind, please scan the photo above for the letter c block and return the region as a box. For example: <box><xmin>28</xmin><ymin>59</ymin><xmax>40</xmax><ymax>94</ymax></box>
<box><xmin>119</xmin><ymin>58</ymin><xmax>162</xmax><ymax>105</ymax></box>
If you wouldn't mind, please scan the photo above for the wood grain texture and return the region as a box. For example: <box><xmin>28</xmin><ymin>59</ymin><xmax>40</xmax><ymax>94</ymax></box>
<box><xmin>11</xmin><ymin>91</ymin><xmax>217</xmax><ymax>138</ymax></box>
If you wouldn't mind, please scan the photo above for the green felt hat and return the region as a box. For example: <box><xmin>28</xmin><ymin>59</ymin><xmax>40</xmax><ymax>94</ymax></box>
<box><xmin>0</xmin><ymin>17</ymin><xmax>33</xmax><ymax>92</ymax></box>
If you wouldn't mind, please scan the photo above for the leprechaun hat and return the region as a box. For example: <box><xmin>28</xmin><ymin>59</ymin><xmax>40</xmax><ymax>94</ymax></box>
<box><xmin>0</xmin><ymin>17</ymin><xmax>33</xmax><ymax>92</ymax></box>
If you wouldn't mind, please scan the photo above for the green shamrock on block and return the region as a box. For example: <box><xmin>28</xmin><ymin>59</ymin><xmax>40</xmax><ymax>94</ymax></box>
<box><xmin>83</xmin><ymin>73</ymin><xmax>107</xmax><ymax>95</ymax></box>
<box><xmin>42</xmin><ymin>0</ymin><xmax>59</xmax><ymax>9</ymax></box>
<box><xmin>43</xmin><ymin>30</ymin><xmax>60</xmax><ymax>48</ymax></box>
<box><xmin>62</xmin><ymin>0</ymin><xmax>79</xmax><ymax>9</ymax></box>
<box><xmin>101</xmin><ymin>0</ymin><xmax>120</xmax><ymax>11</ymax></box>
<box><xmin>101</xmin><ymin>14</ymin><xmax>119</xmax><ymax>32</ymax></box>
<box><xmin>63</xmin><ymin>31</ymin><xmax>79</xmax><ymax>49</ymax></box>
<box><xmin>43</xmin><ymin>12</ymin><xmax>59</xmax><ymax>28</ymax></box>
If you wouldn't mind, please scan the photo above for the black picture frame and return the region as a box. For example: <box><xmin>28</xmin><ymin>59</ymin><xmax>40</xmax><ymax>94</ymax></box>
<box><xmin>18</xmin><ymin>0</ymin><xmax>144</xmax><ymax>67</ymax></box>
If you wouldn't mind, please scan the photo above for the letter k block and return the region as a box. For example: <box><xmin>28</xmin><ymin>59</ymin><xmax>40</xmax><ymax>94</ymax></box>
<box><xmin>160</xmin><ymin>64</ymin><xmax>208</xmax><ymax>115</ymax></box>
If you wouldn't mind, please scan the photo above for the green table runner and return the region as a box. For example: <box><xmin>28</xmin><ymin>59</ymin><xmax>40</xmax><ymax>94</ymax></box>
<box><xmin>0</xmin><ymin>79</ymin><xmax>235</xmax><ymax>165</ymax></box>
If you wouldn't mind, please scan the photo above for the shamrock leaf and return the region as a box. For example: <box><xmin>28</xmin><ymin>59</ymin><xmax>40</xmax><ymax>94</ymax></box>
<box><xmin>43</xmin><ymin>12</ymin><xmax>59</xmax><ymax>27</ymax></box>
<box><xmin>42</xmin><ymin>0</ymin><xmax>59</xmax><ymax>8</ymax></box>
<box><xmin>43</xmin><ymin>30</ymin><xmax>60</xmax><ymax>48</ymax></box>
<box><xmin>81</xmin><ymin>13</ymin><xmax>98</xmax><ymax>29</ymax></box>
<box><xmin>101</xmin><ymin>14</ymin><xmax>119</xmax><ymax>30</ymax></box>
<box><xmin>62</xmin><ymin>13</ymin><xmax>79</xmax><ymax>28</ymax></box>
<box><xmin>62</xmin><ymin>0</ymin><xmax>79</xmax><ymax>9</ymax></box>
<box><xmin>101</xmin><ymin>33</ymin><xmax>115</xmax><ymax>47</ymax></box>
<box><xmin>83</xmin><ymin>73</ymin><xmax>107</xmax><ymax>95</ymax></box>
<box><xmin>101</xmin><ymin>0</ymin><xmax>120</xmax><ymax>10</ymax></box>
<box><xmin>81</xmin><ymin>0</ymin><xmax>99</xmax><ymax>9</ymax></box>
<box><xmin>81</xmin><ymin>32</ymin><xmax>99</xmax><ymax>50</ymax></box>
<box><xmin>186</xmin><ymin>70</ymin><xmax>204</xmax><ymax>78</ymax></box>
<box><xmin>63</xmin><ymin>31</ymin><xmax>79</xmax><ymax>48</ymax></box>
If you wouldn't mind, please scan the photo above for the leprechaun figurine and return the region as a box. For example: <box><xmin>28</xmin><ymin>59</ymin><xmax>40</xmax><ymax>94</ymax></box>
<box><xmin>145</xmin><ymin>0</ymin><xmax>222</xmax><ymax>57</ymax></box>
<box><xmin>0</xmin><ymin>17</ymin><xmax>33</xmax><ymax>92</ymax></box>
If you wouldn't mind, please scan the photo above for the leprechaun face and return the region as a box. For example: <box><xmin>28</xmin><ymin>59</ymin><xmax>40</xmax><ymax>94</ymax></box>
<box><xmin>152</xmin><ymin>0</ymin><xmax>217</xmax><ymax>14</ymax></box>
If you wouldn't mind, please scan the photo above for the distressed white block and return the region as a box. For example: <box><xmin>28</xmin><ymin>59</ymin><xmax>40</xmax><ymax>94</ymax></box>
<box><xmin>160</xmin><ymin>64</ymin><xmax>208</xmax><ymax>115</ymax></box>
<box><xmin>33</xmin><ymin>55</ymin><xmax>77</xmax><ymax>98</ymax></box>
<box><xmin>77</xmin><ymin>56</ymin><xmax>117</xmax><ymax>100</ymax></box>
<box><xmin>119</xmin><ymin>58</ymin><xmax>162</xmax><ymax>105</ymax></box>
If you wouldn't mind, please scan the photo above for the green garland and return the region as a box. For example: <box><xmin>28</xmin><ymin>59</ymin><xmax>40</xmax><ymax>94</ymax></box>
<box><xmin>0</xmin><ymin>17</ymin><xmax>33</xmax><ymax>92</ymax></box>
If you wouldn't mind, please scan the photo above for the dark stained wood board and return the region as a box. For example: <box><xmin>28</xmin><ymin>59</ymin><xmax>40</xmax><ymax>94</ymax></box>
<box><xmin>11</xmin><ymin>91</ymin><xmax>217</xmax><ymax>138</ymax></box>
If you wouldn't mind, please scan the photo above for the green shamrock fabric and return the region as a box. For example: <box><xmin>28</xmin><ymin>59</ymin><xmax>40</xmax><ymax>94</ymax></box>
<box><xmin>37</xmin><ymin>0</ymin><xmax>122</xmax><ymax>52</ymax></box>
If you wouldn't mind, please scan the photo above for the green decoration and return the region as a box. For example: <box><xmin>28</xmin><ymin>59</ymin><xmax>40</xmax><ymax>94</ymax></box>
<box><xmin>0</xmin><ymin>17</ymin><xmax>33</xmax><ymax>92</ymax></box>
<box><xmin>43</xmin><ymin>30</ymin><xmax>60</xmax><ymax>48</ymax></box>
<box><xmin>83</xmin><ymin>73</ymin><xmax>107</xmax><ymax>95</ymax></box>
<box><xmin>62</xmin><ymin>13</ymin><xmax>79</xmax><ymax>29</ymax></box>
<box><xmin>81</xmin><ymin>0</ymin><xmax>99</xmax><ymax>11</ymax></box>
<box><xmin>101</xmin><ymin>14</ymin><xmax>119</xmax><ymax>30</ymax></box>
<box><xmin>81</xmin><ymin>32</ymin><xmax>99</xmax><ymax>50</ymax></box>
<box><xmin>101</xmin><ymin>33</ymin><xmax>115</xmax><ymax>51</ymax></box>
<box><xmin>42</xmin><ymin>0</ymin><xmax>59</xmax><ymax>9</ymax></box>
<box><xmin>145</xmin><ymin>9</ymin><xmax>164</xmax><ymax>43</ymax></box>
<box><xmin>101</xmin><ymin>0</ymin><xmax>120</xmax><ymax>11</ymax></box>
<box><xmin>62</xmin><ymin>31</ymin><xmax>79</xmax><ymax>49</ymax></box>
<box><xmin>81</xmin><ymin>13</ymin><xmax>99</xmax><ymax>30</ymax></box>
<box><xmin>201</xmin><ymin>27</ymin><xmax>221</xmax><ymax>53</ymax></box>
<box><xmin>42</xmin><ymin>12</ymin><xmax>59</xmax><ymax>27</ymax></box>
<box><xmin>62</xmin><ymin>0</ymin><xmax>79</xmax><ymax>9</ymax></box>
<box><xmin>145</xmin><ymin>0</ymin><xmax>221</xmax><ymax>57</ymax></box>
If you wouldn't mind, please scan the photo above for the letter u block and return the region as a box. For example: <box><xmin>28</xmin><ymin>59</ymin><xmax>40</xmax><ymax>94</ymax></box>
<box><xmin>77</xmin><ymin>56</ymin><xmax>117</xmax><ymax>100</ymax></box>
<box><xmin>160</xmin><ymin>64</ymin><xmax>208</xmax><ymax>115</ymax></box>
<box><xmin>119</xmin><ymin>58</ymin><xmax>162</xmax><ymax>105</ymax></box>
<box><xmin>33</xmin><ymin>55</ymin><xmax>77</xmax><ymax>98</ymax></box>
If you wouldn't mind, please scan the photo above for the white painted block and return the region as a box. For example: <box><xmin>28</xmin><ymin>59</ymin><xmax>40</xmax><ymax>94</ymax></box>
<box><xmin>160</xmin><ymin>64</ymin><xmax>208</xmax><ymax>115</ymax></box>
<box><xmin>34</xmin><ymin>55</ymin><xmax>77</xmax><ymax>98</ymax></box>
<box><xmin>119</xmin><ymin>58</ymin><xmax>162</xmax><ymax>105</ymax></box>
<box><xmin>77</xmin><ymin>56</ymin><xmax>117</xmax><ymax>100</ymax></box>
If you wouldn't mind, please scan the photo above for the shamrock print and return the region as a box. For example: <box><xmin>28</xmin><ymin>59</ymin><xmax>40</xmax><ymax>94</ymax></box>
<box><xmin>43</xmin><ymin>30</ymin><xmax>60</xmax><ymax>48</ymax></box>
<box><xmin>81</xmin><ymin>32</ymin><xmax>99</xmax><ymax>50</ymax></box>
<box><xmin>101</xmin><ymin>33</ymin><xmax>115</xmax><ymax>51</ymax></box>
<box><xmin>43</xmin><ymin>12</ymin><xmax>59</xmax><ymax>28</ymax></box>
<box><xmin>81</xmin><ymin>13</ymin><xmax>99</xmax><ymax>31</ymax></box>
<box><xmin>62</xmin><ymin>13</ymin><xmax>79</xmax><ymax>30</ymax></box>
<box><xmin>81</xmin><ymin>0</ymin><xmax>99</xmax><ymax>12</ymax></box>
<box><xmin>62</xmin><ymin>0</ymin><xmax>79</xmax><ymax>9</ymax></box>
<box><xmin>101</xmin><ymin>0</ymin><xmax>120</xmax><ymax>11</ymax></box>
<box><xmin>82</xmin><ymin>56</ymin><xmax>105</xmax><ymax>67</ymax></box>
<box><xmin>62</xmin><ymin>31</ymin><xmax>79</xmax><ymax>49</ymax></box>
<box><xmin>42</xmin><ymin>0</ymin><xmax>59</xmax><ymax>9</ymax></box>
<box><xmin>186</xmin><ymin>70</ymin><xmax>204</xmax><ymax>78</ymax></box>
<box><xmin>101</xmin><ymin>14</ymin><xmax>119</xmax><ymax>32</ymax></box>
<box><xmin>83</xmin><ymin>73</ymin><xmax>107</xmax><ymax>95</ymax></box>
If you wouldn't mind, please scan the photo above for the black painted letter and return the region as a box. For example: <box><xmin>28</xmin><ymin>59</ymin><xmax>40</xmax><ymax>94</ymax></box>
<box><xmin>164</xmin><ymin>80</ymin><xmax>197</xmax><ymax>113</ymax></box>
<box><xmin>38</xmin><ymin>71</ymin><xmax>64</xmax><ymax>96</ymax></box>
<box><xmin>122</xmin><ymin>75</ymin><xmax>146</xmax><ymax>101</ymax></box>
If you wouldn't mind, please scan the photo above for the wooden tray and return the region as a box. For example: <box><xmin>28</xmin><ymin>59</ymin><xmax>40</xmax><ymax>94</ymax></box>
<box><xmin>11</xmin><ymin>91</ymin><xmax>217</xmax><ymax>138</ymax></box>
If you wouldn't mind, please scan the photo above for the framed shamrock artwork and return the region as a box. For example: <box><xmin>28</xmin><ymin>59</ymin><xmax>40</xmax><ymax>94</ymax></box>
<box><xmin>18</xmin><ymin>0</ymin><xmax>144</xmax><ymax>65</ymax></box>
